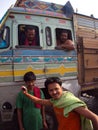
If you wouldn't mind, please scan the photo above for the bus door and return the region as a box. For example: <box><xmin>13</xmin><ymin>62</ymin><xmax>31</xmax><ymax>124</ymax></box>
<box><xmin>42</xmin><ymin>24</ymin><xmax>77</xmax><ymax>80</ymax></box>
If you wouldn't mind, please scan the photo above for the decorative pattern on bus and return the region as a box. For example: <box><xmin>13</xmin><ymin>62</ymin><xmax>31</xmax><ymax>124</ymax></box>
<box><xmin>0</xmin><ymin>50</ymin><xmax>77</xmax><ymax>63</ymax></box>
<box><xmin>0</xmin><ymin>49</ymin><xmax>77</xmax><ymax>81</ymax></box>
<box><xmin>15</xmin><ymin>0</ymin><xmax>63</xmax><ymax>13</ymax></box>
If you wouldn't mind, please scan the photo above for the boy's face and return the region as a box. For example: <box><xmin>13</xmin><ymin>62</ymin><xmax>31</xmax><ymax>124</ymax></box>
<box><xmin>48</xmin><ymin>82</ymin><xmax>63</xmax><ymax>99</ymax></box>
<box><xmin>25</xmin><ymin>80</ymin><xmax>35</xmax><ymax>90</ymax></box>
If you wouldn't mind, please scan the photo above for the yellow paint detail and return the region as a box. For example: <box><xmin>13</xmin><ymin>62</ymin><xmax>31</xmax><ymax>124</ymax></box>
<box><xmin>0</xmin><ymin>71</ymin><xmax>13</xmax><ymax>76</ymax></box>
<box><xmin>15</xmin><ymin>66</ymin><xmax>44</xmax><ymax>76</ymax></box>
<box><xmin>0</xmin><ymin>65</ymin><xmax>77</xmax><ymax>77</ymax></box>
<box><xmin>46</xmin><ymin>65</ymin><xmax>77</xmax><ymax>76</ymax></box>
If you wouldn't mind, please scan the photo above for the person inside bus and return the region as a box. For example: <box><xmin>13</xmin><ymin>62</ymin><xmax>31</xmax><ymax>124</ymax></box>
<box><xmin>23</xmin><ymin>26</ymin><xmax>38</xmax><ymax>46</ymax></box>
<box><xmin>56</xmin><ymin>30</ymin><xmax>75</xmax><ymax>50</ymax></box>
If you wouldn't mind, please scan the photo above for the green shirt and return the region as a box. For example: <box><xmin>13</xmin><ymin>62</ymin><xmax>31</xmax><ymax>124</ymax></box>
<box><xmin>16</xmin><ymin>89</ymin><xmax>45</xmax><ymax>130</ymax></box>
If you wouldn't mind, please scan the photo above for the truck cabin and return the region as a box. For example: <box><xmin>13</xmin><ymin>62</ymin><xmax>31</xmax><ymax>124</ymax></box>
<box><xmin>0</xmin><ymin>1</ymin><xmax>77</xmax><ymax>85</ymax></box>
<box><xmin>0</xmin><ymin>0</ymin><xmax>75</xmax><ymax>51</ymax></box>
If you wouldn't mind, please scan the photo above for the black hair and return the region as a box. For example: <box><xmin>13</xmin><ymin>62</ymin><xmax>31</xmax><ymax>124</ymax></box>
<box><xmin>23</xmin><ymin>71</ymin><xmax>36</xmax><ymax>82</ymax></box>
<box><xmin>61</xmin><ymin>29</ymin><xmax>68</xmax><ymax>33</ymax></box>
<box><xmin>44</xmin><ymin>77</ymin><xmax>62</xmax><ymax>90</ymax></box>
<box><xmin>25</xmin><ymin>25</ymin><xmax>36</xmax><ymax>32</ymax></box>
<box><xmin>60</xmin><ymin>29</ymin><xmax>71</xmax><ymax>40</ymax></box>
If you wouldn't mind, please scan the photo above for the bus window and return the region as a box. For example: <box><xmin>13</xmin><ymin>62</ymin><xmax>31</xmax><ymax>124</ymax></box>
<box><xmin>0</xmin><ymin>26</ymin><xmax>10</xmax><ymax>49</ymax></box>
<box><xmin>56</xmin><ymin>28</ymin><xmax>72</xmax><ymax>43</ymax></box>
<box><xmin>45</xmin><ymin>27</ymin><xmax>52</xmax><ymax>46</ymax></box>
<box><xmin>18</xmin><ymin>25</ymin><xmax>40</xmax><ymax>46</ymax></box>
<box><xmin>55</xmin><ymin>28</ymin><xmax>74</xmax><ymax>50</ymax></box>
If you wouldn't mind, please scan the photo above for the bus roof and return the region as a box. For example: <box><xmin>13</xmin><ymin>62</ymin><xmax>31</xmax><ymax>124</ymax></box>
<box><xmin>14</xmin><ymin>0</ymin><xmax>74</xmax><ymax>18</ymax></box>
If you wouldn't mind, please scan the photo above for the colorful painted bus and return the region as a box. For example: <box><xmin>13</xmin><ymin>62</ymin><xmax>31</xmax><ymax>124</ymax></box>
<box><xmin>0</xmin><ymin>0</ymin><xmax>98</xmax><ymax>129</ymax></box>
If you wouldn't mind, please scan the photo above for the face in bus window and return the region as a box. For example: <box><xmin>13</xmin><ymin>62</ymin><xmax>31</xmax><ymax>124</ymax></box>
<box><xmin>24</xmin><ymin>28</ymin><xmax>36</xmax><ymax>46</ymax></box>
<box><xmin>60</xmin><ymin>32</ymin><xmax>68</xmax><ymax>43</ymax></box>
<box><xmin>26</xmin><ymin>29</ymin><xmax>36</xmax><ymax>41</ymax></box>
